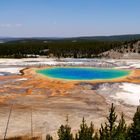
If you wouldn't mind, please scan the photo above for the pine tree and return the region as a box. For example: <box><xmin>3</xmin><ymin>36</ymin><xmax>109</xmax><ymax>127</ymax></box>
<box><xmin>99</xmin><ymin>103</ymin><xmax>117</xmax><ymax>140</ymax></box>
<box><xmin>99</xmin><ymin>123</ymin><xmax>109</xmax><ymax>140</ymax></box>
<box><xmin>76</xmin><ymin>118</ymin><xmax>94</xmax><ymax>140</ymax></box>
<box><xmin>58</xmin><ymin>125</ymin><xmax>73</xmax><ymax>140</ymax></box>
<box><xmin>107</xmin><ymin>103</ymin><xmax>117</xmax><ymax>137</ymax></box>
<box><xmin>57</xmin><ymin>116</ymin><xmax>73</xmax><ymax>140</ymax></box>
<box><xmin>129</xmin><ymin>106</ymin><xmax>140</xmax><ymax>140</ymax></box>
<box><xmin>114</xmin><ymin>113</ymin><xmax>127</xmax><ymax>140</ymax></box>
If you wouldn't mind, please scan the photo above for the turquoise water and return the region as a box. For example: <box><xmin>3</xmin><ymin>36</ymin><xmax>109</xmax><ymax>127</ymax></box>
<box><xmin>37</xmin><ymin>67</ymin><xmax>131</xmax><ymax>81</ymax></box>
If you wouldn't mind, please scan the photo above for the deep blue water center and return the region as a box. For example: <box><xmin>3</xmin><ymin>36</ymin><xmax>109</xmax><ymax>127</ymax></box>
<box><xmin>37</xmin><ymin>67</ymin><xmax>131</xmax><ymax>81</ymax></box>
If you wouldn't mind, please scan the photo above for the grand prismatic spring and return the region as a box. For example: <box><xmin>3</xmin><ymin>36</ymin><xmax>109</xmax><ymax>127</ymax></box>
<box><xmin>37</xmin><ymin>67</ymin><xmax>131</xmax><ymax>81</ymax></box>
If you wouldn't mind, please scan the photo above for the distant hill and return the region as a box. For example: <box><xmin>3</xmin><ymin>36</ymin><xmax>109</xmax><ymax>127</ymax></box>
<box><xmin>0</xmin><ymin>34</ymin><xmax>140</xmax><ymax>59</ymax></box>
<box><xmin>0</xmin><ymin>37</ymin><xmax>24</xmax><ymax>43</ymax></box>
<box><xmin>99</xmin><ymin>40</ymin><xmax>140</xmax><ymax>59</ymax></box>
<box><xmin>1</xmin><ymin>34</ymin><xmax>140</xmax><ymax>42</ymax></box>
<box><xmin>74</xmin><ymin>34</ymin><xmax>140</xmax><ymax>41</ymax></box>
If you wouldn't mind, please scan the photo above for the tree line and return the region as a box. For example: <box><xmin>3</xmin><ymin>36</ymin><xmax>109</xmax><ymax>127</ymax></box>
<box><xmin>46</xmin><ymin>104</ymin><xmax>140</xmax><ymax>140</ymax></box>
<box><xmin>0</xmin><ymin>40</ymin><xmax>122</xmax><ymax>58</ymax></box>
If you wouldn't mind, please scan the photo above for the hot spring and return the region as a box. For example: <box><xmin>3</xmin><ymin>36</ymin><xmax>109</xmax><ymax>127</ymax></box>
<box><xmin>36</xmin><ymin>67</ymin><xmax>131</xmax><ymax>81</ymax></box>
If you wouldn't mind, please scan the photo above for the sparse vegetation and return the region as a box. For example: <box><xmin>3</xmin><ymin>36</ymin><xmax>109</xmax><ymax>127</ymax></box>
<box><xmin>5</xmin><ymin>104</ymin><xmax>140</xmax><ymax>140</ymax></box>
<box><xmin>53</xmin><ymin>104</ymin><xmax>140</xmax><ymax>140</ymax></box>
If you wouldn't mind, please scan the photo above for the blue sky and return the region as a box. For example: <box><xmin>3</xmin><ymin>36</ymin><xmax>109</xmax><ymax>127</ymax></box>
<box><xmin>0</xmin><ymin>0</ymin><xmax>140</xmax><ymax>37</ymax></box>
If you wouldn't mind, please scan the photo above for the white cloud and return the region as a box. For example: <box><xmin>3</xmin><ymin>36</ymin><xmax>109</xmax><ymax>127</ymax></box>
<box><xmin>0</xmin><ymin>24</ymin><xmax>12</xmax><ymax>28</ymax></box>
<box><xmin>0</xmin><ymin>23</ymin><xmax>23</xmax><ymax>28</ymax></box>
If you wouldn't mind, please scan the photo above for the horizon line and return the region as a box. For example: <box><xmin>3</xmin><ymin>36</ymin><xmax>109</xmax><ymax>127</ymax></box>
<box><xmin>1</xmin><ymin>33</ymin><xmax>140</xmax><ymax>39</ymax></box>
